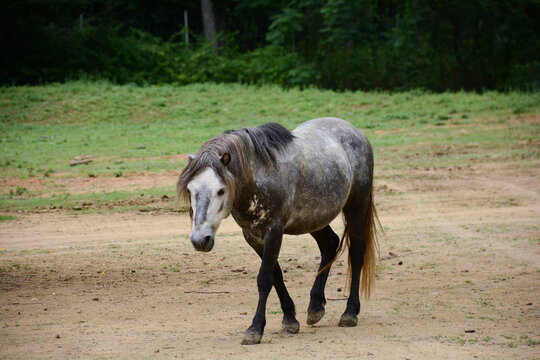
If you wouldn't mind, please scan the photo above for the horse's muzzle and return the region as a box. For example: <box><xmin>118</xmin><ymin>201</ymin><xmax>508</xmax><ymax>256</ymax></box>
<box><xmin>190</xmin><ymin>232</ymin><xmax>214</xmax><ymax>252</ymax></box>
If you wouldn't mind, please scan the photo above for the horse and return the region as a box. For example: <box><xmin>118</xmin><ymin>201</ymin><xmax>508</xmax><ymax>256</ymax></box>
<box><xmin>177</xmin><ymin>117</ymin><xmax>380</xmax><ymax>345</ymax></box>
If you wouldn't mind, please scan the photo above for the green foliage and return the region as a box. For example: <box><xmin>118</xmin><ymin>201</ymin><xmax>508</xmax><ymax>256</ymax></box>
<box><xmin>1</xmin><ymin>0</ymin><xmax>539</xmax><ymax>91</ymax></box>
<box><xmin>266</xmin><ymin>8</ymin><xmax>304</xmax><ymax>46</ymax></box>
<box><xmin>0</xmin><ymin>18</ymin><xmax>312</xmax><ymax>88</ymax></box>
<box><xmin>508</xmin><ymin>61</ymin><xmax>540</xmax><ymax>92</ymax></box>
<box><xmin>266</xmin><ymin>0</ymin><xmax>540</xmax><ymax>91</ymax></box>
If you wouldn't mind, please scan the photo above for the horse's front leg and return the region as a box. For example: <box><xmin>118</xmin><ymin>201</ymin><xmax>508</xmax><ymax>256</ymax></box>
<box><xmin>241</xmin><ymin>220</ymin><xmax>283</xmax><ymax>345</ymax></box>
<box><xmin>242</xmin><ymin>229</ymin><xmax>299</xmax><ymax>336</ymax></box>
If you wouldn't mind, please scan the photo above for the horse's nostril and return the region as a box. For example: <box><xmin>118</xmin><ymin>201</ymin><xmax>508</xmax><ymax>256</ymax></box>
<box><xmin>191</xmin><ymin>233</ymin><xmax>213</xmax><ymax>252</ymax></box>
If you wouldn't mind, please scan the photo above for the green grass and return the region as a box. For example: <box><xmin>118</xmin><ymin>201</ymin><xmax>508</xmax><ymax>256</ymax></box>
<box><xmin>1</xmin><ymin>81</ymin><xmax>539</xmax><ymax>212</ymax></box>
<box><xmin>0</xmin><ymin>215</ymin><xmax>15</xmax><ymax>221</ymax></box>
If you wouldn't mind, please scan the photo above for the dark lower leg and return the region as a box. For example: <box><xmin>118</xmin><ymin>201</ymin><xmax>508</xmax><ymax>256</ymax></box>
<box><xmin>243</xmin><ymin>230</ymin><xmax>298</xmax><ymax>333</ymax></box>
<box><xmin>339</xmin><ymin>228</ymin><xmax>365</xmax><ymax>327</ymax></box>
<box><xmin>247</xmin><ymin>266</ymin><xmax>273</xmax><ymax>333</ymax></box>
<box><xmin>273</xmin><ymin>263</ymin><xmax>299</xmax><ymax>332</ymax></box>
<box><xmin>307</xmin><ymin>226</ymin><xmax>339</xmax><ymax>325</ymax></box>
<box><xmin>241</xmin><ymin>221</ymin><xmax>284</xmax><ymax>344</ymax></box>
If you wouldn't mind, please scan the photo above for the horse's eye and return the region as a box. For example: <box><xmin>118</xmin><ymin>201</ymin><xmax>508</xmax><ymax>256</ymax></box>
<box><xmin>217</xmin><ymin>188</ymin><xmax>225</xmax><ymax>196</ymax></box>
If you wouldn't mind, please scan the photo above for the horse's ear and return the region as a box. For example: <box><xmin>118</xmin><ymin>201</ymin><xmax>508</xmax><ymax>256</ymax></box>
<box><xmin>188</xmin><ymin>154</ymin><xmax>195</xmax><ymax>162</ymax></box>
<box><xmin>220</xmin><ymin>153</ymin><xmax>231</xmax><ymax>166</ymax></box>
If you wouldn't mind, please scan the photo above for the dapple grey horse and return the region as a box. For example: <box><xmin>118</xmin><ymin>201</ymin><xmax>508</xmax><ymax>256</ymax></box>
<box><xmin>178</xmin><ymin>117</ymin><xmax>379</xmax><ymax>344</ymax></box>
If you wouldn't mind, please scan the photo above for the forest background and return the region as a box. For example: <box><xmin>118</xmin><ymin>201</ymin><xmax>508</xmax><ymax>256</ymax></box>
<box><xmin>2</xmin><ymin>0</ymin><xmax>539</xmax><ymax>92</ymax></box>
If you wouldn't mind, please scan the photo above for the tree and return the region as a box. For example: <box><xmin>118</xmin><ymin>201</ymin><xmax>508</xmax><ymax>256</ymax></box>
<box><xmin>200</xmin><ymin>0</ymin><xmax>217</xmax><ymax>42</ymax></box>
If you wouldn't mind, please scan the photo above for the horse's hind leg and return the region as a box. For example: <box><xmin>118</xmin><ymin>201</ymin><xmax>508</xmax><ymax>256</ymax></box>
<box><xmin>339</xmin><ymin>208</ymin><xmax>367</xmax><ymax>327</ymax></box>
<box><xmin>307</xmin><ymin>225</ymin><xmax>340</xmax><ymax>325</ymax></box>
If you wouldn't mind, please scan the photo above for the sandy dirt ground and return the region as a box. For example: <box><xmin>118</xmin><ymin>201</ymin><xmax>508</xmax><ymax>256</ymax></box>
<box><xmin>1</xmin><ymin>162</ymin><xmax>539</xmax><ymax>359</ymax></box>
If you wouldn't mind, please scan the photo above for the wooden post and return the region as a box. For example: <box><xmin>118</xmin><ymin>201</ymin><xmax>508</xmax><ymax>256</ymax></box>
<box><xmin>184</xmin><ymin>10</ymin><xmax>189</xmax><ymax>47</ymax></box>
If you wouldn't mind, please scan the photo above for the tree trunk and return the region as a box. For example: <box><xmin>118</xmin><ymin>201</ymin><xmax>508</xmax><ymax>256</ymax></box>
<box><xmin>200</xmin><ymin>0</ymin><xmax>217</xmax><ymax>42</ymax></box>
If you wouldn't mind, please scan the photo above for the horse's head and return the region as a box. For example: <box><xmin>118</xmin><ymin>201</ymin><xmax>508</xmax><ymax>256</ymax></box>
<box><xmin>184</xmin><ymin>154</ymin><xmax>233</xmax><ymax>252</ymax></box>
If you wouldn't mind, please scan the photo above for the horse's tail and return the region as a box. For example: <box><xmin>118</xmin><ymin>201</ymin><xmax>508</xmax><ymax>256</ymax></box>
<box><xmin>315</xmin><ymin>187</ymin><xmax>381</xmax><ymax>300</ymax></box>
<box><xmin>357</xmin><ymin>187</ymin><xmax>381</xmax><ymax>300</ymax></box>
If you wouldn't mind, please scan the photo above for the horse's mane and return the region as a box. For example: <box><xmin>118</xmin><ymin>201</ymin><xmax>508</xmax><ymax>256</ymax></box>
<box><xmin>177</xmin><ymin>122</ymin><xmax>294</xmax><ymax>203</ymax></box>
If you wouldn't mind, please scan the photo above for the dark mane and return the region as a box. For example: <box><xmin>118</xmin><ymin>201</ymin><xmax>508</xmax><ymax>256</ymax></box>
<box><xmin>177</xmin><ymin>122</ymin><xmax>294</xmax><ymax>203</ymax></box>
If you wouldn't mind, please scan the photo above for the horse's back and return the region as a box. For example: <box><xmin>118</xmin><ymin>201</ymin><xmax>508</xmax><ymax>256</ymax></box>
<box><xmin>294</xmin><ymin>117</ymin><xmax>369</xmax><ymax>151</ymax></box>
<box><xmin>293</xmin><ymin>117</ymin><xmax>373</xmax><ymax>184</ymax></box>
<box><xmin>293</xmin><ymin>117</ymin><xmax>358</xmax><ymax>134</ymax></box>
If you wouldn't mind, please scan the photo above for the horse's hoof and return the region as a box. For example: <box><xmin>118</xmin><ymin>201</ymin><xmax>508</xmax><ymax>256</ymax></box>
<box><xmin>281</xmin><ymin>319</ymin><xmax>300</xmax><ymax>334</ymax></box>
<box><xmin>306</xmin><ymin>309</ymin><xmax>325</xmax><ymax>325</ymax></box>
<box><xmin>338</xmin><ymin>314</ymin><xmax>358</xmax><ymax>327</ymax></box>
<box><xmin>241</xmin><ymin>330</ymin><xmax>262</xmax><ymax>345</ymax></box>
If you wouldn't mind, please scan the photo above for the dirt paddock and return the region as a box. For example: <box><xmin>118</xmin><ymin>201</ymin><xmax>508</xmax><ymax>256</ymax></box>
<box><xmin>1</xmin><ymin>163</ymin><xmax>539</xmax><ymax>359</ymax></box>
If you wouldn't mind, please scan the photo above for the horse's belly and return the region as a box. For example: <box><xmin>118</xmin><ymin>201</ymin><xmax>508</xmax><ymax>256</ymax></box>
<box><xmin>283</xmin><ymin>207</ymin><xmax>343</xmax><ymax>235</ymax></box>
<box><xmin>283</xmin><ymin>173</ymin><xmax>351</xmax><ymax>235</ymax></box>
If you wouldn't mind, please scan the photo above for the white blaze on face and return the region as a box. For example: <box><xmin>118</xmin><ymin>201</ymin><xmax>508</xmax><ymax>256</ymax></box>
<box><xmin>187</xmin><ymin>167</ymin><xmax>232</xmax><ymax>251</ymax></box>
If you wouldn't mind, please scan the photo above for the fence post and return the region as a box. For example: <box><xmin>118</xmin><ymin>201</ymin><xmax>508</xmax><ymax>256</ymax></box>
<box><xmin>184</xmin><ymin>10</ymin><xmax>189</xmax><ymax>48</ymax></box>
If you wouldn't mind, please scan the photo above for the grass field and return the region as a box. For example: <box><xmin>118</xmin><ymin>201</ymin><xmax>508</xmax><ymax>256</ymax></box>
<box><xmin>1</xmin><ymin>82</ymin><xmax>539</xmax><ymax>213</ymax></box>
